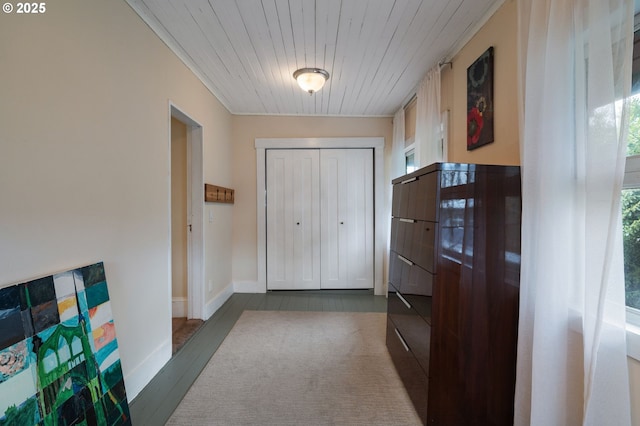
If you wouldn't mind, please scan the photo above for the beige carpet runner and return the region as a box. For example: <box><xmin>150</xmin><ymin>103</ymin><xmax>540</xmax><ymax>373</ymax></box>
<box><xmin>166</xmin><ymin>310</ymin><xmax>421</xmax><ymax>425</ymax></box>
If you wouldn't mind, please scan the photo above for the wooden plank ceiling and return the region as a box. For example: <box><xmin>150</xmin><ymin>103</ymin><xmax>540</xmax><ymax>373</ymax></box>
<box><xmin>126</xmin><ymin>0</ymin><xmax>503</xmax><ymax>116</ymax></box>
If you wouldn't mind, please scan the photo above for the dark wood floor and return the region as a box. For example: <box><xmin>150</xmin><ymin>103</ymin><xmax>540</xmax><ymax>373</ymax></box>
<box><xmin>128</xmin><ymin>291</ymin><xmax>387</xmax><ymax>425</ymax></box>
<box><xmin>171</xmin><ymin>317</ymin><xmax>204</xmax><ymax>354</ymax></box>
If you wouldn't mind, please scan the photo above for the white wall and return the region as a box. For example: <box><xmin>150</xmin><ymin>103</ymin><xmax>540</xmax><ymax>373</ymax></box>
<box><xmin>631</xmin><ymin>358</ymin><xmax>640</xmax><ymax>425</ymax></box>
<box><xmin>440</xmin><ymin>0</ymin><xmax>520</xmax><ymax>166</ymax></box>
<box><xmin>0</xmin><ymin>0</ymin><xmax>233</xmax><ymax>399</ymax></box>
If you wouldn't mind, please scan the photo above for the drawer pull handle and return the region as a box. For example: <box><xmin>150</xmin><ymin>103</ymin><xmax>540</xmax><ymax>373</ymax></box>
<box><xmin>401</xmin><ymin>177</ymin><xmax>417</xmax><ymax>184</ymax></box>
<box><xmin>399</xmin><ymin>218</ymin><xmax>415</xmax><ymax>223</ymax></box>
<box><xmin>398</xmin><ymin>255</ymin><xmax>413</xmax><ymax>266</ymax></box>
<box><xmin>394</xmin><ymin>328</ymin><xmax>410</xmax><ymax>352</ymax></box>
<box><xmin>396</xmin><ymin>291</ymin><xmax>411</xmax><ymax>309</ymax></box>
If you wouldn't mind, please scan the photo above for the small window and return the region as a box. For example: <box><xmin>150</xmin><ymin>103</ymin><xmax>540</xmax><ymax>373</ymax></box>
<box><xmin>623</xmin><ymin>187</ymin><xmax>640</xmax><ymax>310</ymax></box>
<box><xmin>405</xmin><ymin>149</ymin><xmax>416</xmax><ymax>174</ymax></box>
<box><xmin>623</xmin><ymin>24</ymin><xmax>640</xmax><ymax>321</ymax></box>
<box><xmin>624</xmin><ymin>95</ymin><xmax>640</xmax><ymax>318</ymax></box>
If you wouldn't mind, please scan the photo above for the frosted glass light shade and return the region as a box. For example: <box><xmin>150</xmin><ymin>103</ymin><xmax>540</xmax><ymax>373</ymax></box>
<box><xmin>293</xmin><ymin>68</ymin><xmax>329</xmax><ymax>94</ymax></box>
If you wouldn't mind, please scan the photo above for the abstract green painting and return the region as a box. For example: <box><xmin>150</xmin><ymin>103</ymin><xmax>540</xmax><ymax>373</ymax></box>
<box><xmin>0</xmin><ymin>262</ymin><xmax>130</xmax><ymax>425</ymax></box>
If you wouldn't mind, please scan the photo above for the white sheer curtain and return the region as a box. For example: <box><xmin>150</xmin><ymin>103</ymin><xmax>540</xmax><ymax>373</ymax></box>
<box><xmin>392</xmin><ymin>107</ymin><xmax>406</xmax><ymax>179</ymax></box>
<box><xmin>515</xmin><ymin>0</ymin><xmax>633</xmax><ymax>425</ymax></box>
<box><xmin>415</xmin><ymin>66</ymin><xmax>442</xmax><ymax>167</ymax></box>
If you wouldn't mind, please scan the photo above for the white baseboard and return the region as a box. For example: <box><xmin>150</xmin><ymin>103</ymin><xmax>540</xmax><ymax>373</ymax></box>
<box><xmin>172</xmin><ymin>297</ymin><xmax>187</xmax><ymax>318</ymax></box>
<box><xmin>204</xmin><ymin>283</ymin><xmax>234</xmax><ymax>320</ymax></box>
<box><xmin>233</xmin><ymin>280</ymin><xmax>265</xmax><ymax>293</ymax></box>
<box><xmin>125</xmin><ymin>338</ymin><xmax>171</xmax><ymax>401</ymax></box>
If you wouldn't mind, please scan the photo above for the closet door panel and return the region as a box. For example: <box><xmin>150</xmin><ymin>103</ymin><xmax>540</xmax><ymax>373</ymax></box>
<box><xmin>321</xmin><ymin>154</ymin><xmax>341</xmax><ymax>286</ymax></box>
<box><xmin>320</xmin><ymin>149</ymin><xmax>373</xmax><ymax>289</ymax></box>
<box><xmin>266</xmin><ymin>149</ymin><xmax>320</xmax><ymax>290</ymax></box>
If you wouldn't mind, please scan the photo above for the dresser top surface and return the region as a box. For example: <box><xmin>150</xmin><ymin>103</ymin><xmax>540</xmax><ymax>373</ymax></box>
<box><xmin>391</xmin><ymin>162</ymin><xmax>521</xmax><ymax>185</ymax></box>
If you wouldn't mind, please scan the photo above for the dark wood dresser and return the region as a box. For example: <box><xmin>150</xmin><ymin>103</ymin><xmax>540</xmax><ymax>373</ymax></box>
<box><xmin>386</xmin><ymin>162</ymin><xmax>521</xmax><ymax>425</ymax></box>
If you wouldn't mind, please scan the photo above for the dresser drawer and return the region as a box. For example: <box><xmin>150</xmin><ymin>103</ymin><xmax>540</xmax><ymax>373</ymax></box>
<box><xmin>391</xmin><ymin>181</ymin><xmax>404</xmax><ymax>218</ymax></box>
<box><xmin>390</xmin><ymin>218</ymin><xmax>399</xmax><ymax>253</ymax></box>
<box><xmin>402</xmin><ymin>260</ymin><xmax>433</xmax><ymax>298</ymax></box>
<box><xmin>392</xmin><ymin>172</ymin><xmax>438</xmax><ymax>221</ymax></box>
<box><xmin>404</xmin><ymin>293</ymin><xmax>433</xmax><ymax>325</ymax></box>
<box><xmin>392</xmin><ymin>219</ymin><xmax>436</xmax><ymax>272</ymax></box>
<box><xmin>389</xmin><ymin>217</ymin><xmax>412</xmax><ymax>255</ymax></box>
<box><xmin>410</xmin><ymin>221</ymin><xmax>436</xmax><ymax>272</ymax></box>
<box><xmin>387</xmin><ymin>284</ymin><xmax>432</xmax><ymax>376</ymax></box>
<box><xmin>410</xmin><ymin>171</ymin><xmax>438</xmax><ymax>221</ymax></box>
<box><xmin>389</xmin><ymin>251</ymin><xmax>433</xmax><ymax>297</ymax></box>
<box><xmin>386</xmin><ymin>317</ymin><xmax>429</xmax><ymax>425</ymax></box>
<box><xmin>388</xmin><ymin>252</ymin><xmax>401</xmax><ymax>294</ymax></box>
<box><xmin>391</xmin><ymin>218</ymin><xmax>414</xmax><ymax>260</ymax></box>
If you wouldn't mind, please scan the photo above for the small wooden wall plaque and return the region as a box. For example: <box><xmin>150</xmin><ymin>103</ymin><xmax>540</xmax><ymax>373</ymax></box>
<box><xmin>205</xmin><ymin>184</ymin><xmax>234</xmax><ymax>204</ymax></box>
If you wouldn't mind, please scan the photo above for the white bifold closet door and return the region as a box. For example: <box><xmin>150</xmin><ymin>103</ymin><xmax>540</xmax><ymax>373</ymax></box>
<box><xmin>266</xmin><ymin>149</ymin><xmax>373</xmax><ymax>290</ymax></box>
<box><xmin>266</xmin><ymin>149</ymin><xmax>320</xmax><ymax>290</ymax></box>
<box><xmin>320</xmin><ymin>149</ymin><xmax>373</xmax><ymax>289</ymax></box>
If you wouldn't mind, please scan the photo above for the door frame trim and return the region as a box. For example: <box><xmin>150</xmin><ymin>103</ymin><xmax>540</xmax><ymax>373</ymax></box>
<box><xmin>170</xmin><ymin>102</ymin><xmax>204</xmax><ymax>319</ymax></box>
<box><xmin>255</xmin><ymin>137</ymin><xmax>385</xmax><ymax>295</ymax></box>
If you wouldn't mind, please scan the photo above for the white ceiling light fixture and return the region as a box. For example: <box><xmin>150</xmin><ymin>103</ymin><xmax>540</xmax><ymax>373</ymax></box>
<box><xmin>293</xmin><ymin>68</ymin><xmax>330</xmax><ymax>94</ymax></box>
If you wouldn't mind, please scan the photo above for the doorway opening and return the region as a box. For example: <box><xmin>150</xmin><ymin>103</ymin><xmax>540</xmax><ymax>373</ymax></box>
<box><xmin>170</xmin><ymin>104</ymin><xmax>204</xmax><ymax>354</ymax></box>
